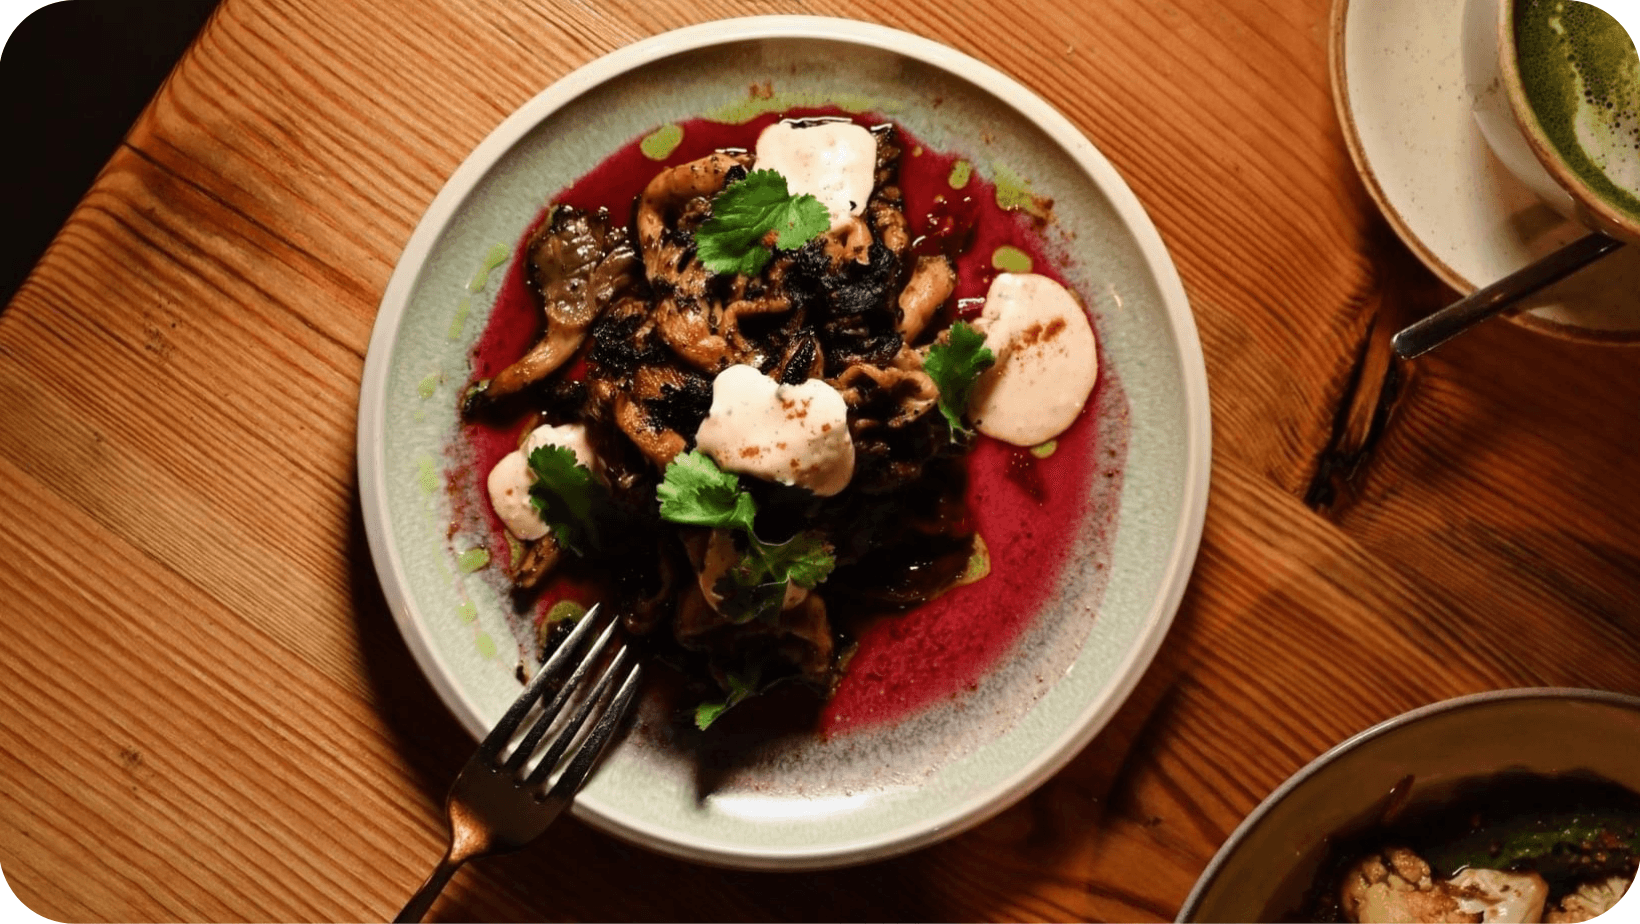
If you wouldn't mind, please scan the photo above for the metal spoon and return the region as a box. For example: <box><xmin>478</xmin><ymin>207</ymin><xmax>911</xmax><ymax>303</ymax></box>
<box><xmin>1391</xmin><ymin>232</ymin><xmax>1625</xmax><ymax>359</ymax></box>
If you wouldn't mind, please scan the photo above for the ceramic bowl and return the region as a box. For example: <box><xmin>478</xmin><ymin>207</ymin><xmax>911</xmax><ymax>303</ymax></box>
<box><xmin>1177</xmin><ymin>688</ymin><xmax>1640</xmax><ymax>922</ymax></box>
<box><xmin>1331</xmin><ymin>0</ymin><xmax>1640</xmax><ymax>339</ymax></box>
<box><xmin>1463</xmin><ymin>0</ymin><xmax>1640</xmax><ymax>244</ymax></box>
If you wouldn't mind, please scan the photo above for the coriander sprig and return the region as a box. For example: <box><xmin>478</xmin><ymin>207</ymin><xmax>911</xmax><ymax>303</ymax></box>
<box><xmin>923</xmin><ymin>321</ymin><xmax>997</xmax><ymax>439</ymax></box>
<box><xmin>525</xmin><ymin>445</ymin><xmax>606</xmax><ymax>555</ymax></box>
<box><xmin>658</xmin><ymin>450</ymin><xmax>835</xmax><ymax>615</ymax></box>
<box><xmin>694</xmin><ymin>169</ymin><xmax>831</xmax><ymax>277</ymax></box>
<box><xmin>659</xmin><ymin>451</ymin><xmax>837</xmax><ymax>731</ymax></box>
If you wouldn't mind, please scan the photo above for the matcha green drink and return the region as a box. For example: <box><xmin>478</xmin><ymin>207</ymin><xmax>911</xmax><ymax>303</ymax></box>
<box><xmin>1514</xmin><ymin>0</ymin><xmax>1640</xmax><ymax>221</ymax></box>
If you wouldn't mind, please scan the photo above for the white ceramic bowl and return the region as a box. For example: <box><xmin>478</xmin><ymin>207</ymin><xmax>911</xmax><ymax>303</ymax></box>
<box><xmin>358</xmin><ymin>16</ymin><xmax>1210</xmax><ymax>869</ymax></box>
<box><xmin>1331</xmin><ymin>0</ymin><xmax>1640</xmax><ymax>338</ymax></box>
<box><xmin>1463</xmin><ymin>0</ymin><xmax>1640</xmax><ymax>244</ymax></box>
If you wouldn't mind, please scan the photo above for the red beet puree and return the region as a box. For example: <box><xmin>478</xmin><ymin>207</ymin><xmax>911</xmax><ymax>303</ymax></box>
<box><xmin>456</xmin><ymin>111</ymin><xmax>1108</xmax><ymax>734</ymax></box>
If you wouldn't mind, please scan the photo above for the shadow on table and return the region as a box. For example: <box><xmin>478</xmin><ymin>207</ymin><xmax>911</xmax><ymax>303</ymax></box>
<box><xmin>1</xmin><ymin>0</ymin><xmax>220</xmax><ymax>309</ymax></box>
<box><xmin>343</xmin><ymin>472</ymin><xmax>1198</xmax><ymax>921</ymax></box>
<box><xmin>345</xmin><ymin>488</ymin><xmax>472</xmax><ymax>807</ymax></box>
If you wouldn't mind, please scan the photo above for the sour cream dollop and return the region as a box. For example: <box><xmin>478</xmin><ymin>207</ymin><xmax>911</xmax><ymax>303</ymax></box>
<box><xmin>754</xmin><ymin>120</ymin><xmax>877</xmax><ymax>231</ymax></box>
<box><xmin>968</xmin><ymin>273</ymin><xmax>1099</xmax><ymax>447</ymax></box>
<box><xmin>694</xmin><ymin>364</ymin><xmax>855</xmax><ymax>497</ymax></box>
<box><xmin>486</xmin><ymin>423</ymin><xmax>598</xmax><ymax>541</ymax></box>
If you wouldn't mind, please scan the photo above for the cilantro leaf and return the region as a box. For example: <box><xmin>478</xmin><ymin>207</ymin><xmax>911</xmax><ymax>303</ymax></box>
<box><xmin>923</xmin><ymin>321</ymin><xmax>996</xmax><ymax>438</ymax></box>
<box><xmin>746</xmin><ymin>530</ymin><xmax>835</xmax><ymax>589</ymax></box>
<box><xmin>657</xmin><ymin>451</ymin><xmax>758</xmax><ymax>534</ymax></box>
<box><xmin>694</xmin><ymin>700</ymin><xmax>728</xmax><ymax>730</ymax></box>
<box><xmin>661</xmin><ymin>455</ymin><xmax>837</xmax><ymax>727</ymax></box>
<box><xmin>660</xmin><ymin>453</ymin><xmax>837</xmax><ymax>623</ymax></box>
<box><xmin>695</xmin><ymin>170</ymin><xmax>830</xmax><ymax>277</ymax></box>
<box><xmin>694</xmin><ymin>664</ymin><xmax>764</xmax><ymax>730</ymax></box>
<box><xmin>712</xmin><ymin>530</ymin><xmax>836</xmax><ymax>624</ymax></box>
<box><xmin>711</xmin><ymin>575</ymin><xmax>789</xmax><ymax>625</ymax></box>
<box><xmin>526</xmin><ymin>445</ymin><xmax>603</xmax><ymax>555</ymax></box>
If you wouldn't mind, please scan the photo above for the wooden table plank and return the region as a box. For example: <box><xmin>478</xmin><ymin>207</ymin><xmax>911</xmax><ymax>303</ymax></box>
<box><xmin>3</xmin><ymin>0</ymin><xmax>1639</xmax><ymax>920</ymax></box>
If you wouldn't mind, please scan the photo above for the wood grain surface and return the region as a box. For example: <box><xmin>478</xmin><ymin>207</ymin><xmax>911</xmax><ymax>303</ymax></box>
<box><xmin>3</xmin><ymin>0</ymin><xmax>1639</xmax><ymax>920</ymax></box>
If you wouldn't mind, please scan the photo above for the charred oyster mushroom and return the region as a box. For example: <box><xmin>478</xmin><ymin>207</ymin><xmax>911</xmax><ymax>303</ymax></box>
<box><xmin>671</xmin><ymin>582</ymin><xmax>838</xmax><ymax>695</ymax></box>
<box><xmin>511</xmin><ymin>534</ymin><xmax>561</xmax><ymax>591</ymax></box>
<box><xmin>847</xmin><ymin>418</ymin><xmax>949</xmax><ymax>494</ymax></box>
<box><xmin>868</xmin><ymin>121</ymin><xmax>901</xmax><ymax>192</ymax></box>
<box><xmin>657</xmin><ymin>250</ymin><xmax>811</xmax><ymax>374</ymax></box>
<box><xmin>635</xmin><ymin>151</ymin><xmax>807</xmax><ymax>373</ymax></box>
<box><xmin>832</xmin><ymin>355</ymin><xmax>941</xmax><ymax>429</ymax></box>
<box><xmin>635</xmin><ymin>151</ymin><xmax>752</xmax><ymax>289</ymax></box>
<box><xmin>823</xmin><ymin>215</ymin><xmax>875</xmax><ymax>265</ymax></box>
<box><xmin>897</xmin><ymin>254</ymin><xmax>956</xmax><ymax>343</ymax></box>
<box><xmin>620</xmin><ymin>542</ymin><xmax>682</xmax><ymax>637</ymax></box>
<box><xmin>829</xmin><ymin>350</ymin><xmax>946</xmax><ymax>491</ymax></box>
<box><xmin>690</xmin><ymin>593</ymin><xmax>838</xmax><ymax>690</ymax></box>
<box><xmin>865</xmin><ymin>198</ymin><xmax>910</xmax><ymax>260</ymax></box>
<box><xmin>771</xmin><ymin>594</ymin><xmax>834</xmax><ymax>684</ymax></box>
<box><xmin>464</xmin><ymin>206</ymin><xmax>637</xmax><ymax>416</ymax></box>
<box><xmin>613</xmin><ymin>362</ymin><xmax>713</xmax><ymax>470</ymax></box>
<box><xmin>824</xmin><ymin>455</ymin><xmax>974</xmax><ymax>606</ymax></box>
<box><xmin>653</xmin><ymin>296</ymin><xmax>736</xmax><ymax>373</ymax></box>
<box><xmin>717</xmin><ymin>257</ymin><xmax>803</xmax><ymax>364</ymax></box>
<box><xmin>793</xmin><ymin>239</ymin><xmax>906</xmax><ymax>374</ymax></box>
<box><xmin>772</xmin><ymin>330</ymin><xmax>825</xmax><ymax>384</ymax></box>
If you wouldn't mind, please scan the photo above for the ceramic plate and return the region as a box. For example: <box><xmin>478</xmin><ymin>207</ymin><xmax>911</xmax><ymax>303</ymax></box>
<box><xmin>358</xmin><ymin>16</ymin><xmax>1210</xmax><ymax>869</ymax></box>
<box><xmin>1331</xmin><ymin>0</ymin><xmax>1640</xmax><ymax>340</ymax></box>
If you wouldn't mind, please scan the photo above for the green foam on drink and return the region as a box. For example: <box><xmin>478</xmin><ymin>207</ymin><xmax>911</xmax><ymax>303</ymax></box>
<box><xmin>1515</xmin><ymin>0</ymin><xmax>1640</xmax><ymax>221</ymax></box>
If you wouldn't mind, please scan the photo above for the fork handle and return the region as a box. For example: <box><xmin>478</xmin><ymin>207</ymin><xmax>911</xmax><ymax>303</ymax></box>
<box><xmin>395</xmin><ymin>853</ymin><xmax>465</xmax><ymax>923</ymax></box>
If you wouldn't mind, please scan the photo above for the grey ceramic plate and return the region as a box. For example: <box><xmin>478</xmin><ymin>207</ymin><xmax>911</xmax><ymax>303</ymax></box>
<box><xmin>357</xmin><ymin>16</ymin><xmax>1210</xmax><ymax>869</ymax></box>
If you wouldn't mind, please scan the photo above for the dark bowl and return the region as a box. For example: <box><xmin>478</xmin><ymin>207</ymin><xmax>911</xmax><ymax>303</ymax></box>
<box><xmin>1177</xmin><ymin>688</ymin><xmax>1640</xmax><ymax>922</ymax></box>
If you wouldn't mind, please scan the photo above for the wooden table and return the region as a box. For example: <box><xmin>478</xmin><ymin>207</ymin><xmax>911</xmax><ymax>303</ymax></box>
<box><xmin>4</xmin><ymin>0</ymin><xmax>1639</xmax><ymax>920</ymax></box>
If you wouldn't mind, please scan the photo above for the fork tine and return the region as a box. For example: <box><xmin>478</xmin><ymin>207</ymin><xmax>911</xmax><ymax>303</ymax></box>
<box><xmin>541</xmin><ymin>658</ymin><xmax>643</xmax><ymax>800</ymax></box>
<box><xmin>475</xmin><ymin>603</ymin><xmax>602</xmax><ymax>761</ymax></box>
<box><xmin>501</xmin><ymin>614</ymin><xmax>620</xmax><ymax>773</ymax></box>
<box><xmin>523</xmin><ymin>645</ymin><xmax>636</xmax><ymax>787</ymax></box>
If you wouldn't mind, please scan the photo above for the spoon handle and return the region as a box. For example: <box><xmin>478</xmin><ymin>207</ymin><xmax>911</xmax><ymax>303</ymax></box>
<box><xmin>1391</xmin><ymin>232</ymin><xmax>1624</xmax><ymax>359</ymax></box>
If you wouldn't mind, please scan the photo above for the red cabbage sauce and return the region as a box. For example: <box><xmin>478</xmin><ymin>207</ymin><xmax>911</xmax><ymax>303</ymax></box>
<box><xmin>452</xmin><ymin>110</ymin><xmax>1109</xmax><ymax>734</ymax></box>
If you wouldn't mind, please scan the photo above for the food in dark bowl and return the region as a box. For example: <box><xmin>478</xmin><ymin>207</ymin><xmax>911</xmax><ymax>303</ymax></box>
<box><xmin>1303</xmin><ymin>772</ymin><xmax>1637</xmax><ymax>923</ymax></box>
<box><xmin>452</xmin><ymin>111</ymin><xmax>1111</xmax><ymax>731</ymax></box>
<box><xmin>1178</xmin><ymin>690</ymin><xmax>1640</xmax><ymax>924</ymax></box>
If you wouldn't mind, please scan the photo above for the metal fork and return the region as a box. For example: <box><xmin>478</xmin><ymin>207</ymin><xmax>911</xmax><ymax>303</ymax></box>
<box><xmin>395</xmin><ymin>605</ymin><xmax>642</xmax><ymax>923</ymax></box>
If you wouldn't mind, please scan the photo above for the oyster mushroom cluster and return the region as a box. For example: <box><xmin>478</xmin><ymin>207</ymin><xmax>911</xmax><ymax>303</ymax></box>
<box><xmin>461</xmin><ymin>116</ymin><xmax>1101</xmax><ymax>724</ymax></box>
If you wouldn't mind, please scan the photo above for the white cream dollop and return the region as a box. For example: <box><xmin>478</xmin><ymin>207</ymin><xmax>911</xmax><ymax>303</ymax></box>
<box><xmin>754</xmin><ymin>119</ymin><xmax>877</xmax><ymax>231</ymax></box>
<box><xmin>485</xmin><ymin>423</ymin><xmax>598</xmax><ymax>541</ymax></box>
<box><xmin>968</xmin><ymin>273</ymin><xmax>1099</xmax><ymax>447</ymax></box>
<box><xmin>694</xmin><ymin>364</ymin><xmax>855</xmax><ymax>497</ymax></box>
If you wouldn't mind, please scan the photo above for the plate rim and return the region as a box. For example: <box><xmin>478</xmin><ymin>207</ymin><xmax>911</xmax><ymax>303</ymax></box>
<box><xmin>357</xmin><ymin>13</ymin><xmax>1212</xmax><ymax>869</ymax></box>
